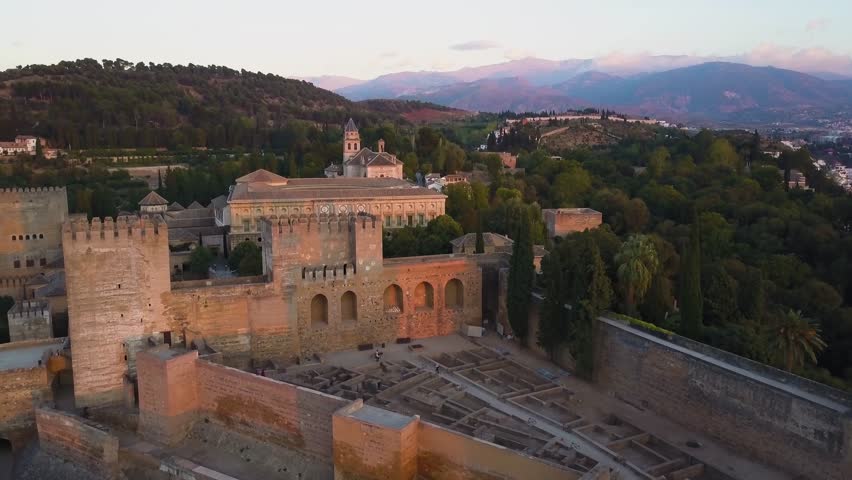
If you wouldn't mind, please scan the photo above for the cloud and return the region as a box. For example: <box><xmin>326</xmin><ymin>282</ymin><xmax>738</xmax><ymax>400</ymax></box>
<box><xmin>805</xmin><ymin>18</ymin><xmax>830</xmax><ymax>33</ymax></box>
<box><xmin>736</xmin><ymin>43</ymin><xmax>852</xmax><ymax>75</ymax></box>
<box><xmin>450</xmin><ymin>40</ymin><xmax>501</xmax><ymax>51</ymax></box>
<box><xmin>379</xmin><ymin>51</ymin><xmax>399</xmax><ymax>58</ymax></box>
<box><xmin>10</xmin><ymin>40</ymin><xmax>23</xmax><ymax>48</ymax></box>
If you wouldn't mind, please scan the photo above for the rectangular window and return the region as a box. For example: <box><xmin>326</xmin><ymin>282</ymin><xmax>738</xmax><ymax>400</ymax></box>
<box><xmin>242</xmin><ymin>219</ymin><xmax>251</xmax><ymax>232</ymax></box>
<box><xmin>407</xmin><ymin>215</ymin><xmax>414</xmax><ymax>226</ymax></box>
<box><xmin>385</xmin><ymin>216</ymin><xmax>392</xmax><ymax>227</ymax></box>
<box><xmin>13</xmin><ymin>260</ymin><xmax>20</xmax><ymax>269</ymax></box>
<box><xmin>396</xmin><ymin>215</ymin><xmax>403</xmax><ymax>227</ymax></box>
<box><xmin>26</xmin><ymin>259</ymin><xmax>34</xmax><ymax>268</ymax></box>
<box><xmin>418</xmin><ymin>214</ymin><xmax>425</xmax><ymax>225</ymax></box>
<box><xmin>40</xmin><ymin>258</ymin><xmax>46</xmax><ymax>266</ymax></box>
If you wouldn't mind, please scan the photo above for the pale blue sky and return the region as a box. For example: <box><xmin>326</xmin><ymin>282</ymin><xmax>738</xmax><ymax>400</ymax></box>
<box><xmin>3</xmin><ymin>0</ymin><xmax>851</xmax><ymax>78</ymax></box>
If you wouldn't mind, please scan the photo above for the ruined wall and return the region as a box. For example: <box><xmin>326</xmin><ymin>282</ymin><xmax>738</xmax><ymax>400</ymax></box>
<box><xmin>63</xmin><ymin>216</ymin><xmax>171</xmax><ymax>407</ymax></box>
<box><xmin>165</xmin><ymin>281</ymin><xmax>291</xmax><ymax>369</ymax></box>
<box><xmin>542</xmin><ymin>208</ymin><xmax>602</xmax><ymax>239</ymax></box>
<box><xmin>35</xmin><ymin>407</ymin><xmax>119</xmax><ymax>479</ymax></box>
<box><xmin>137</xmin><ymin>349</ymin><xmax>199</xmax><ymax>445</ymax></box>
<box><xmin>0</xmin><ymin>187</ymin><xmax>68</xmax><ymax>290</ymax></box>
<box><xmin>595</xmin><ymin>317</ymin><xmax>852</xmax><ymax>480</ymax></box>
<box><xmin>196</xmin><ymin>359</ymin><xmax>348</xmax><ymax>457</ymax></box>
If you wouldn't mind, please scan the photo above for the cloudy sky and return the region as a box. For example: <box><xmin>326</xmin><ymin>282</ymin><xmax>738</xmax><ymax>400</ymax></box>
<box><xmin>3</xmin><ymin>0</ymin><xmax>852</xmax><ymax>78</ymax></box>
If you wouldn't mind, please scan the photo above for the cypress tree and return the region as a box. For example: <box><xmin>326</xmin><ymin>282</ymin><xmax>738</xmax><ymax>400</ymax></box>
<box><xmin>475</xmin><ymin>210</ymin><xmax>485</xmax><ymax>254</ymax></box>
<box><xmin>537</xmin><ymin>249</ymin><xmax>566</xmax><ymax>357</ymax></box>
<box><xmin>680</xmin><ymin>216</ymin><xmax>703</xmax><ymax>339</ymax></box>
<box><xmin>507</xmin><ymin>214</ymin><xmax>534</xmax><ymax>342</ymax></box>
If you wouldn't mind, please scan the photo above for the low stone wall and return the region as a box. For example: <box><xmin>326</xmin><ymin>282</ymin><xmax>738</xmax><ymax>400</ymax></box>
<box><xmin>594</xmin><ymin>316</ymin><xmax>852</xmax><ymax>480</ymax></box>
<box><xmin>332</xmin><ymin>401</ymin><xmax>598</xmax><ymax>480</ymax></box>
<box><xmin>35</xmin><ymin>407</ymin><xmax>119</xmax><ymax>479</ymax></box>
<box><xmin>196</xmin><ymin>359</ymin><xmax>348</xmax><ymax>457</ymax></box>
<box><xmin>0</xmin><ymin>367</ymin><xmax>50</xmax><ymax>432</ymax></box>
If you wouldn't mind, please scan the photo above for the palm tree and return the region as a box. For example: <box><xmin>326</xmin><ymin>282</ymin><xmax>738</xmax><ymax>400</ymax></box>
<box><xmin>614</xmin><ymin>235</ymin><xmax>659</xmax><ymax>317</ymax></box>
<box><xmin>771</xmin><ymin>310</ymin><xmax>827</xmax><ymax>372</ymax></box>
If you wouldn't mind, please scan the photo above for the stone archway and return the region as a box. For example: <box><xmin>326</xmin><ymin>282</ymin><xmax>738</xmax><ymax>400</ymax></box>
<box><xmin>383</xmin><ymin>284</ymin><xmax>403</xmax><ymax>313</ymax></box>
<box><xmin>341</xmin><ymin>291</ymin><xmax>357</xmax><ymax>322</ymax></box>
<box><xmin>414</xmin><ymin>282</ymin><xmax>434</xmax><ymax>311</ymax></box>
<box><xmin>311</xmin><ymin>294</ymin><xmax>328</xmax><ymax>326</ymax></box>
<box><xmin>445</xmin><ymin>278</ymin><xmax>464</xmax><ymax>309</ymax></box>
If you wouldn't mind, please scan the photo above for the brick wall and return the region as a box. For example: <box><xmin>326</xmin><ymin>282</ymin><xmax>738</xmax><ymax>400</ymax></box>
<box><xmin>35</xmin><ymin>407</ymin><xmax>119</xmax><ymax>479</ymax></box>
<box><xmin>196</xmin><ymin>359</ymin><xmax>348</xmax><ymax>457</ymax></box>
<box><xmin>0</xmin><ymin>367</ymin><xmax>51</xmax><ymax>431</ymax></box>
<box><xmin>542</xmin><ymin>208</ymin><xmax>602</xmax><ymax>239</ymax></box>
<box><xmin>595</xmin><ymin>317</ymin><xmax>852</xmax><ymax>480</ymax></box>
<box><xmin>332</xmin><ymin>401</ymin><xmax>585</xmax><ymax>480</ymax></box>
<box><xmin>333</xmin><ymin>401</ymin><xmax>419</xmax><ymax>480</ymax></box>
<box><xmin>137</xmin><ymin>349</ymin><xmax>199</xmax><ymax>445</ymax></box>
<box><xmin>417</xmin><ymin>421</ymin><xmax>578</xmax><ymax>480</ymax></box>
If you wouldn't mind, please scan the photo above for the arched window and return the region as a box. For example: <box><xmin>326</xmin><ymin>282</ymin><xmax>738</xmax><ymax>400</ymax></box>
<box><xmin>383</xmin><ymin>284</ymin><xmax>403</xmax><ymax>313</ymax></box>
<box><xmin>414</xmin><ymin>282</ymin><xmax>434</xmax><ymax>311</ymax></box>
<box><xmin>341</xmin><ymin>291</ymin><xmax>357</xmax><ymax>322</ymax></box>
<box><xmin>311</xmin><ymin>294</ymin><xmax>328</xmax><ymax>326</ymax></box>
<box><xmin>445</xmin><ymin>279</ymin><xmax>464</xmax><ymax>309</ymax></box>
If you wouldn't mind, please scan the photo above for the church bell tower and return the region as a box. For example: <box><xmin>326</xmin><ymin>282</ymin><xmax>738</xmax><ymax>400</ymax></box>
<box><xmin>343</xmin><ymin>118</ymin><xmax>360</xmax><ymax>162</ymax></box>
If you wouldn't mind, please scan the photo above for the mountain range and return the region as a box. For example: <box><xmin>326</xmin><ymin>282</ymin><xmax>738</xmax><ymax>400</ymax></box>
<box><xmin>308</xmin><ymin>58</ymin><xmax>852</xmax><ymax>125</ymax></box>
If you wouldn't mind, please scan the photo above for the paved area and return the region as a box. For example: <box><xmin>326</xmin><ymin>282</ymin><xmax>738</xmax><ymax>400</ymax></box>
<box><xmin>319</xmin><ymin>333</ymin><xmax>790</xmax><ymax>480</ymax></box>
<box><xmin>0</xmin><ymin>339</ymin><xmax>64</xmax><ymax>370</ymax></box>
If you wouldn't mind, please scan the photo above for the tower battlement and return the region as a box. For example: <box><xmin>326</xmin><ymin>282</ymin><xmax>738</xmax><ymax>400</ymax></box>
<box><xmin>0</xmin><ymin>186</ymin><xmax>66</xmax><ymax>195</ymax></box>
<box><xmin>261</xmin><ymin>213</ymin><xmax>378</xmax><ymax>237</ymax></box>
<box><xmin>62</xmin><ymin>214</ymin><xmax>168</xmax><ymax>243</ymax></box>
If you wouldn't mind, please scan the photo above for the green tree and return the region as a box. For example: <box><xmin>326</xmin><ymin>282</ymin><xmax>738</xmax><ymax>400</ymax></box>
<box><xmin>35</xmin><ymin>138</ymin><xmax>43</xmax><ymax>160</ymax></box>
<box><xmin>189</xmin><ymin>246</ymin><xmax>214</xmax><ymax>275</ymax></box>
<box><xmin>614</xmin><ymin>235</ymin><xmax>659</xmax><ymax>317</ymax></box>
<box><xmin>474</xmin><ymin>210</ymin><xmax>485</xmax><ymax>254</ymax></box>
<box><xmin>707</xmin><ymin>138</ymin><xmax>740</xmax><ymax>171</ymax></box>
<box><xmin>229</xmin><ymin>241</ymin><xmax>262</xmax><ymax>276</ymax></box>
<box><xmin>679</xmin><ymin>218</ymin><xmax>704</xmax><ymax>339</ymax></box>
<box><xmin>507</xmin><ymin>214</ymin><xmax>534</xmax><ymax>342</ymax></box>
<box><xmin>770</xmin><ymin>310</ymin><xmax>827</xmax><ymax>372</ymax></box>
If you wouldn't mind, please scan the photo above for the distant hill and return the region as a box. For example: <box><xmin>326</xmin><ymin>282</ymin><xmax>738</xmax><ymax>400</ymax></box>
<box><xmin>355</xmin><ymin>99</ymin><xmax>471</xmax><ymax>123</ymax></box>
<box><xmin>339</xmin><ymin>61</ymin><xmax>852</xmax><ymax>124</ymax></box>
<box><xmin>0</xmin><ymin>59</ymin><xmax>410</xmax><ymax>150</ymax></box>
<box><xmin>400</xmin><ymin>77</ymin><xmax>582</xmax><ymax>113</ymax></box>
<box><xmin>302</xmin><ymin>75</ymin><xmax>365</xmax><ymax>91</ymax></box>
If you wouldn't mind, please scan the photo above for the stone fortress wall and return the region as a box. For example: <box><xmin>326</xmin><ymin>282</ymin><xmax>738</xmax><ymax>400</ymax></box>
<box><xmin>594</xmin><ymin>316</ymin><xmax>852</xmax><ymax>480</ymax></box>
<box><xmin>63</xmin><ymin>212</ymin><xmax>484</xmax><ymax>408</ymax></box>
<box><xmin>135</xmin><ymin>349</ymin><xmax>607</xmax><ymax>480</ymax></box>
<box><xmin>0</xmin><ymin>187</ymin><xmax>69</xmax><ymax>298</ymax></box>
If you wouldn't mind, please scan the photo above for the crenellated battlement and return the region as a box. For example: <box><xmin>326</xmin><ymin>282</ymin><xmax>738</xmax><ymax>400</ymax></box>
<box><xmin>261</xmin><ymin>213</ymin><xmax>379</xmax><ymax>237</ymax></box>
<box><xmin>0</xmin><ymin>186</ymin><xmax>66</xmax><ymax>198</ymax></box>
<box><xmin>8</xmin><ymin>299</ymin><xmax>50</xmax><ymax>319</ymax></box>
<box><xmin>62</xmin><ymin>214</ymin><xmax>168</xmax><ymax>243</ymax></box>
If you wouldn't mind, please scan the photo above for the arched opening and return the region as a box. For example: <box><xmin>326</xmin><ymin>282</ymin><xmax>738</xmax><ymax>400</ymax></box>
<box><xmin>414</xmin><ymin>282</ymin><xmax>434</xmax><ymax>311</ymax></box>
<box><xmin>383</xmin><ymin>284</ymin><xmax>403</xmax><ymax>313</ymax></box>
<box><xmin>445</xmin><ymin>279</ymin><xmax>464</xmax><ymax>309</ymax></box>
<box><xmin>310</xmin><ymin>294</ymin><xmax>328</xmax><ymax>326</ymax></box>
<box><xmin>341</xmin><ymin>291</ymin><xmax>357</xmax><ymax>322</ymax></box>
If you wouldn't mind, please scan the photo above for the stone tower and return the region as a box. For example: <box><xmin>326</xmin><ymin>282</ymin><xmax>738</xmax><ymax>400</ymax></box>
<box><xmin>343</xmin><ymin>118</ymin><xmax>360</xmax><ymax>163</ymax></box>
<box><xmin>63</xmin><ymin>215</ymin><xmax>171</xmax><ymax>408</ymax></box>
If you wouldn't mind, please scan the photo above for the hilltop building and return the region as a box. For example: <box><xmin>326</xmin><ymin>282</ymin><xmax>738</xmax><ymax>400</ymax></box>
<box><xmin>221</xmin><ymin>169</ymin><xmax>444</xmax><ymax>248</ymax></box>
<box><xmin>331</xmin><ymin>118</ymin><xmax>404</xmax><ymax>179</ymax></box>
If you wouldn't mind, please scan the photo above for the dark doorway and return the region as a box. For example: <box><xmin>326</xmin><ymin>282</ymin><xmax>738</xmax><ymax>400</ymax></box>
<box><xmin>163</xmin><ymin>331</ymin><xmax>172</xmax><ymax>346</ymax></box>
<box><xmin>0</xmin><ymin>438</ymin><xmax>12</xmax><ymax>480</ymax></box>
